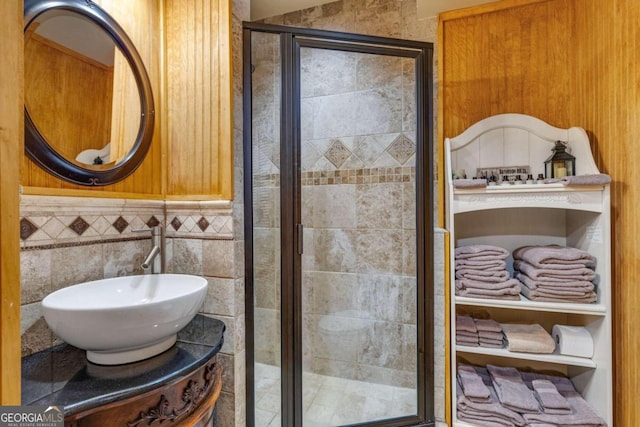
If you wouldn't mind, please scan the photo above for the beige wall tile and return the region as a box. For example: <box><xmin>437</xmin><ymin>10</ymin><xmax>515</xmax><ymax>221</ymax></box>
<box><xmin>51</xmin><ymin>244</ymin><xmax>103</xmax><ymax>290</ymax></box>
<box><xmin>21</xmin><ymin>249</ymin><xmax>52</xmax><ymax>305</ymax></box>
<box><xmin>356</xmin><ymin>183</ymin><xmax>402</xmax><ymax>229</ymax></box>
<box><xmin>313</xmin><ymin>229</ymin><xmax>357</xmax><ymax>273</ymax></box>
<box><xmin>356</xmin><ymin>229</ymin><xmax>403</xmax><ymax>274</ymax></box>
<box><xmin>168</xmin><ymin>238</ymin><xmax>203</xmax><ymax>275</ymax></box>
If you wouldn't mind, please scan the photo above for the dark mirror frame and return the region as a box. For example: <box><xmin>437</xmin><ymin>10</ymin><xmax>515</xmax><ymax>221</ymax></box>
<box><xmin>24</xmin><ymin>0</ymin><xmax>155</xmax><ymax>186</ymax></box>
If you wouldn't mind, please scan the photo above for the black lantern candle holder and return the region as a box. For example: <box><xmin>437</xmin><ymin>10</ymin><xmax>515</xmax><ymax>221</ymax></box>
<box><xmin>544</xmin><ymin>140</ymin><xmax>575</xmax><ymax>178</ymax></box>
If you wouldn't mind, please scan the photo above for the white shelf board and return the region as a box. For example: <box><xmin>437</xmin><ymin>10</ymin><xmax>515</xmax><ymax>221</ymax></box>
<box><xmin>455</xmin><ymin>295</ymin><xmax>607</xmax><ymax>315</ymax></box>
<box><xmin>453</xmin><ymin>421</ymin><xmax>478</xmax><ymax>427</ymax></box>
<box><xmin>451</xmin><ymin>186</ymin><xmax>605</xmax><ymax>214</ymax></box>
<box><xmin>452</xmin><ymin>183</ymin><xmax>604</xmax><ymax>194</ymax></box>
<box><xmin>455</xmin><ymin>345</ymin><xmax>597</xmax><ymax>368</ymax></box>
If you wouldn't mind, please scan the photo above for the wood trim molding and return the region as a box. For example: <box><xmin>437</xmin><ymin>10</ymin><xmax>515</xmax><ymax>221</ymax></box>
<box><xmin>0</xmin><ymin>0</ymin><xmax>23</xmax><ymax>404</ymax></box>
<box><xmin>21</xmin><ymin>186</ymin><xmax>165</xmax><ymax>200</ymax></box>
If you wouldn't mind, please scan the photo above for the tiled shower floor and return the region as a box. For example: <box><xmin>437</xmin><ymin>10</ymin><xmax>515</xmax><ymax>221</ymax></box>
<box><xmin>254</xmin><ymin>363</ymin><xmax>418</xmax><ymax>427</ymax></box>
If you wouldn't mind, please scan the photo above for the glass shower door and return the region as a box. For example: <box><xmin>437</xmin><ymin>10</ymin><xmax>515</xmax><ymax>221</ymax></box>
<box><xmin>246</xmin><ymin>24</ymin><xmax>433</xmax><ymax>426</ymax></box>
<box><xmin>250</xmin><ymin>31</ymin><xmax>282</xmax><ymax>427</ymax></box>
<box><xmin>299</xmin><ymin>46</ymin><xmax>419</xmax><ymax>425</ymax></box>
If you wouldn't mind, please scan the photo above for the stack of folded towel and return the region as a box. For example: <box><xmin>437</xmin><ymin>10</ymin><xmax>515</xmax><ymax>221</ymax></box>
<box><xmin>456</xmin><ymin>364</ymin><xmax>526</xmax><ymax>426</ymax></box>
<box><xmin>455</xmin><ymin>244</ymin><xmax>521</xmax><ymax>300</ymax></box>
<box><xmin>456</xmin><ymin>315</ymin><xmax>505</xmax><ymax>348</ymax></box>
<box><xmin>456</xmin><ymin>315</ymin><xmax>479</xmax><ymax>347</ymax></box>
<box><xmin>513</xmin><ymin>245</ymin><xmax>598</xmax><ymax>303</ymax></box>
<box><xmin>456</xmin><ymin>364</ymin><xmax>607</xmax><ymax>426</ymax></box>
<box><xmin>475</xmin><ymin>318</ymin><xmax>504</xmax><ymax>348</ymax></box>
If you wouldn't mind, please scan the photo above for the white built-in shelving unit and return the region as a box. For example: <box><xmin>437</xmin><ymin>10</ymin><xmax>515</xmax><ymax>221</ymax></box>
<box><xmin>445</xmin><ymin>114</ymin><xmax>612</xmax><ymax>426</ymax></box>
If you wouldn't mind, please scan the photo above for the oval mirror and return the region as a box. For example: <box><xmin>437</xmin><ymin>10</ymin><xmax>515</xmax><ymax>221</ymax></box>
<box><xmin>24</xmin><ymin>0</ymin><xmax>154</xmax><ymax>186</ymax></box>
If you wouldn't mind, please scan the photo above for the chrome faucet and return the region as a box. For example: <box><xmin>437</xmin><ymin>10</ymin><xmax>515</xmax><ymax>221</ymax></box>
<box><xmin>134</xmin><ymin>225</ymin><xmax>163</xmax><ymax>274</ymax></box>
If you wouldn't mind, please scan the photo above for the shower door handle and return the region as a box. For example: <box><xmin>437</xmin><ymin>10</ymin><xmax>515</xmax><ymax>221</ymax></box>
<box><xmin>297</xmin><ymin>223</ymin><xmax>304</xmax><ymax>255</ymax></box>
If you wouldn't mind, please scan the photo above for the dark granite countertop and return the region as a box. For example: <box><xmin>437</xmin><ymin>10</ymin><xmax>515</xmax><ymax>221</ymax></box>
<box><xmin>22</xmin><ymin>315</ymin><xmax>225</xmax><ymax>417</ymax></box>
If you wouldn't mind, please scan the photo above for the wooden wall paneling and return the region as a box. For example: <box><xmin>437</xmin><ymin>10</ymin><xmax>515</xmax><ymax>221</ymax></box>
<box><xmin>605</xmin><ymin>2</ymin><xmax>640</xmax><ymax>425</ymax></box>
<box><xmin>165</xmin><ymin>0</ymin><xmax>233</xmax><ymax>199</ymax></box>
<box><xmin>0</xmin><ymin>0</ymin><xmax>22</xmax><ymax>404</ymax></box>
<box><xmin>217</xmin><ymin>0</ymin><xmax>233</xmax><ymax>200</ymax></box>
<box><xmin>440</xmin><ymin>0</ymin><xmax>640</xmax><ymax>424</ymax></box>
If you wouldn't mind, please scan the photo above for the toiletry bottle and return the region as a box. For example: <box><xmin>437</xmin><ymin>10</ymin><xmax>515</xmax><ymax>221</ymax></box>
<box><xmin>526</xmin><ymin>174</ymin><xmax>534</xmax><ymax>184</ymax></box>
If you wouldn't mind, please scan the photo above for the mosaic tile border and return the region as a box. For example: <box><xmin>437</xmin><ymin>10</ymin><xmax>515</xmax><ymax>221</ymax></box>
<box><xmin>253</xmin><ymin>166</ymin><xmax>416</xmax><ymax>187</ymax></box>
<box><xmin>20</xmin><ymin>236</ymin><xmax>150</xmax><ymax>252</ymax></box>
<box><xmin>302</xmin><ymin>166</ymin><xmax>416</xmax><ymax>185</ymax></box>
<box><xmin>20</xmin><ymin>196</ymin><xmax>235</xmax><ymax>250</ymax></box>
<box><xmin>165</xmin><ymin>201</ymin><xmax>234</xmax><ymax>240</ymax></box>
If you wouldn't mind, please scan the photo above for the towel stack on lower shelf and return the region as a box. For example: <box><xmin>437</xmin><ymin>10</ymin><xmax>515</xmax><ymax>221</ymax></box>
<box><xmin>456</xmin><ymin>364</ymin><xmax>607</xmax><ymax>426</ymax></box>
<box><xmin>455</xmin><ymin>245</ymin><xmax>521</xmax><ymax>300</ymax></box>
<box><xmin>513</xmin><ymin>245</ymin><xmax>598</xmax><ymax>303</ymax></box>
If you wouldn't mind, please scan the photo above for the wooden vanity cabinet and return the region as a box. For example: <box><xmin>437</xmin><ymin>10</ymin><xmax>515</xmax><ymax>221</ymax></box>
<box><xmin>64</xmin><ymin>356</ymin><xmax>223</xmax><ymax>427</ymax></box>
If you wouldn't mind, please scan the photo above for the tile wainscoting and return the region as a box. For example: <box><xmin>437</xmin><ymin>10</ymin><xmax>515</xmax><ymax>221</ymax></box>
<box><xmin>19</xmin><ymin>195</ymin><xmax>244</xmax><ymax>427</ymax></box>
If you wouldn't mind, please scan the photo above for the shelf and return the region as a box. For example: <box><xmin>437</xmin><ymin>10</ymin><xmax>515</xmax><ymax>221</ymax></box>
<box><xmin>451</xmin><ymin>185</ymin><xmax>605</xmax><ymax>214</ymax></box>
<box><xmin>455</xmin><ymin>296</ymin><xmax>607</xmax><ymax>316</ymax></box>
<box><xmin>453</xmin><ymin>183</ymin><xmax>604</xmax><ymax>194</ymax></box>
<box><xmin>455</xmin><ymin>345</ymin><xmax>597</xmax><ymax>368</ymax></box>
<box><xmin>447</xmin><ymin>114</ymin><xmax>612</xmax><ymax>427</ymax></box>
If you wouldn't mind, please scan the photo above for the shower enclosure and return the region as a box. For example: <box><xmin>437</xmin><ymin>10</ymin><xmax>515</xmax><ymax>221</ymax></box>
<box><xmin>244</xmin><ymin>23</ymin><xmax>434</xmax><ymax>427</ymax></box>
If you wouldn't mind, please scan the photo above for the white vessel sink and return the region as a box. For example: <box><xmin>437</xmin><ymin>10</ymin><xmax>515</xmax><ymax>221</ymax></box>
<box><xmin>42</xmin><ymin>274</ymin><xmax>207</xmax><ymax>365</ymax></box>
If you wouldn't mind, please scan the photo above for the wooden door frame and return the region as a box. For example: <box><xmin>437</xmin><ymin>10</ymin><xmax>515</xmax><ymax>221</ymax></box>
<box><xmin>0</xmin><ymin>0</ymin><xmax>23</xmax><ymax>404</ymax></box>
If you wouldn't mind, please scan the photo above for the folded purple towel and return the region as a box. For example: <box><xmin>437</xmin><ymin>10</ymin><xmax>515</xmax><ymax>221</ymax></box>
<box><xmin>457</xmin><ymin>315</ymin><xmax>478</xmax><ymax>333</ymax></box>
<box><xmin>522</xmin><ymin>391</ymin><xmax>606</xmax><ymax>426</ymax></box>
<box><xmin>456</xmin><ymin>279</ymin><xmax>522</xmax><ymax>301</ymax></box>
<box><xmin>456</xmin><ymin>278</ymin><xmax>522</xmax><ymax>291</ymax></box>
<box><xmin>513</xmin><ymin>245</ymin><xmax>596</xmax><ymax>269</ymax></box>
<box><xmin>532</xmin><ymin>379</ymin><xmax>571</xmax><ymax>414</ymax></box>
<box><xmin>516</xmin><ymin>272</ymin><xmax>595</xmax><ymax>291</ymax></box>
<box><xmin>457</xmin><ymin>330</ymin><xmax>479</xmax><ymax>338</ymax></box>
<box><xmin>487</xmin><ymin>364</ymin><xmax>541</xmax><ymax>414</ymax></box>
<box><xmin>456</xmin><ymin>288</ymin><xmax>521</xmax><ymax>300</ymax></box>
<box><xmin>474</xmin><ymin>318</ymin><xmax>503</xmax><ymax>333</ymax></box>
<box><xmin>458</xmin><ymin>364</ymin><xmax>491</xmax><ymax>402</ymax></box>
<box><xmin>456</xmin><ymin>335</ymin><xmax>479</xmax><ymax>346</ymax></box>
<box><xmin>454</xmin><ymin>178</ymin><xmax>487</xmax><ymax>189</ymax></box>
<box><xmin>455</xmin><ymin>245</ymin><xmax>510</xmax><ymax>260</ymax></box>
<box><xmin>540</xmin><ymin>374</ymin><xmax>577</xmax><ymax>394</ymax></box>
<box><xmin>456</xmin><ymin>268</ymin><xmax>511</xmax><ymax>283</ymax></box>
<box><xmin>544</xmin><ymin>173</ymin><xmax>611</xmax><ymax>186</ymax></box>
<box><xmin>514</xmin><ymin>260</ymin><xmax>596</xmax><ymax>282</ymax></box>
<box><xmin>479</xmin><ymin>339</ymin><xmax>504</xmax><ymax>347</ymax></box>
<box><xmin>456</xmin><ymin>382</ymin><xmax>526</xmax><ymax>426</ymax></box>
<box><xmin>520</xmin><ymin>282</ymin><xmax>594</xmax><ymax>297</ymax></box>
<box><xmin>478</xmin><ymin>330</ymin><xmax>504</xmax><ymax>341</ymax></box>
<box><xmin>456</xmin><ymin>259</ymin><xmax>508</xmax><ymax>270</ymax></box>
<box><xmin>520</xmin><ymin>285</ymin><xmax>597</xmax><ymax>303</ymax></box>
<box><xmin>457</xmin><ymin>411</ymin><xmax>518</xmax><ymax>426</ymax></box>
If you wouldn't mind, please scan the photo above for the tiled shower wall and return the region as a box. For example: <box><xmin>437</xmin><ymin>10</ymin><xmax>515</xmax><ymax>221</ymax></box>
<box><xmin>300</xmin><ymin>50</ymin><xmax>418</xmax><ymax>388</ymax></box>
